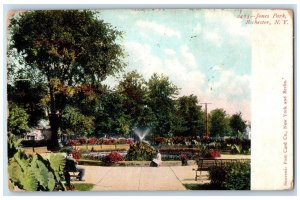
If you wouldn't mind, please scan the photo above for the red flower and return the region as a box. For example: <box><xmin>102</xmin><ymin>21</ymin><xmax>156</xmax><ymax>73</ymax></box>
<box><xmin>125</xmin><ymin>138</ymin><xmax>134</xmax><ymax>145</ymax></box>
<box><xmin>67</xmin><ymin>140</ymin><xmax>80</xmax><ymax>146</ymax></box>
<box><xmin>179</xmin><ymin>154</ymin><xmax>188</xmax><ymax>160</ymax></box>
<box><xmin>103</xmin><ymin>138</ymin><xmax>111</xmax><ymax>145</ymax></box>
<box><xmin>71</xmin><ymin>150</ymin><xmax>81</xmax><ymax>160</ymax></box>
<box><xmin>79</xmin><ymin>138</ymin><xmax>87</xmax><ymax>144</ymax></box>
<box><xmin>88</xmin><ymin>137</ymin><xmax>98</xmax><ymax>145</ymax></box>
<box><xmin>102</xmin><ymin>151</ymin><xmax>124</xmax><ymax>164</ymax></box>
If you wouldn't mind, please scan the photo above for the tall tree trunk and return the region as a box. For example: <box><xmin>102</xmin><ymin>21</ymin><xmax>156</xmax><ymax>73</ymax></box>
<box><xmin>49</xmin><ymin>83</ymin><xmax>59</xmax><ymax>150</ymax></box>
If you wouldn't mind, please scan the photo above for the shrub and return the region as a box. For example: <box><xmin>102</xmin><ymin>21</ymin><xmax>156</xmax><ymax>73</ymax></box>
<box><xmin>102</xmin><ymin>151</ymin><xmax>124</xmax><ymax>165</ymax></box>
<box><xmin>209</xmin><ymin>166</ymin><xmax>226</xmax><ymax>186</ymax></box>
<box><xmin>224</xmin><ymin>162</ymin><xmax>250</xmax><ymax>190</ymax></box>
<box><xmin>126</xmin><ymin>141</ymin><xmax>156</xmax><ymax>161</ymax></box>
<box><xmin>208</xmin><ymin>162</ymin><xmax>250</xmax><ymax>190</ymax></box>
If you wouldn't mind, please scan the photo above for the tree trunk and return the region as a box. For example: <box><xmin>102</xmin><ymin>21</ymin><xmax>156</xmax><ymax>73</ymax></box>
<box><xmin>49</xmin><ymin>83</ymin><xmax>59</xmax><ymax>150</ymax></box>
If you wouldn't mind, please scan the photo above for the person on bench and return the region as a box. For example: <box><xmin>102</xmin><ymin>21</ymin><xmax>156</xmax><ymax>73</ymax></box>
<box><xmin>65</xmin><ymin>150</ymin><xmax>85</xmax><ymax>181</ymax></box>
<box><xmin>150</xmin><ymin>149</ymin><xmax>162</xmax><ymax>167</ymax></box>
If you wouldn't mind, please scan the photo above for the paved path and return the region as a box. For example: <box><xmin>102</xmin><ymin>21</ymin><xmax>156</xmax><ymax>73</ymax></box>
<box><xmin>75</xmin><ymin>165</ymin><xmax>209</xmax><ymax>191</ymax></box>
<box><xmin>74</xmin><ymin>155</ymin><xmax>250</xmax><ymax>191</ymax></box>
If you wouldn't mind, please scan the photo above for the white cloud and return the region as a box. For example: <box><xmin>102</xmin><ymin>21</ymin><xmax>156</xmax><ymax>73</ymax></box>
<box><xmin>136</xmin><ymin>20</ymin><xmax>181</xmax><ymax>38</ymax></box>
<box><xmin>204</xmin><ymin>65</ymin><xmax>251</xmax><ymax>121</ymax></box>
<box><xmin>124</xmin><ymin>41</ymin><xmax>165</xmax><ymax>79</ymax></box>
<box><xmin>164</xmin><ymin>48</ymin><xmax>176</xmax><ymax>56</ymax></box>
<box><xmin>121</xmin><ymin>42</ymin><xmax>250</xmax><ymax>121</ymax></box>
<box><xmin>204</xmin><ymin>30</ymin><xmax>223</xmax><ymax>47</ymax></box>
<box><xmin>193</xmin><ymin>24</ymin><xmax>202</xmax><ymax>33</ymax></box>
<box><xmin>204</xmin><ymin>10</ymin><xmax>250</xmax><ymax>39</ymax></box>
<box><xmin>180</xmin><ymin>45</ymin><xmax>197</xmax><ymax>69</ymax></box>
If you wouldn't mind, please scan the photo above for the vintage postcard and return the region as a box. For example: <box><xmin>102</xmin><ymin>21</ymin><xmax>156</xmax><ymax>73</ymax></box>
<box><xmin>6</xmin><ymin>8</ymin><xmax>293</xmax><ymax>191</ymax></box>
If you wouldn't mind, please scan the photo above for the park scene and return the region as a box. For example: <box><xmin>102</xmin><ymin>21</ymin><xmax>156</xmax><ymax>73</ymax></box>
<box><xmin>7</xmin><ymin>9</ymin><xmax>251</xmax><ymax>191</ymax></box>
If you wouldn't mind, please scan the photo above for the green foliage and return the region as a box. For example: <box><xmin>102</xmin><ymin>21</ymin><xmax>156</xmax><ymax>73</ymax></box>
<box><xmin>173</xmin><ymin>95</ymin><xmax>205</xmax><ymax>137</ymax></box>
<box><xmin>9</xmin><ymin>10</ymin><xmax>125</xmax><ymax>147</ymax></box>
<box><xmin>126</xmin><ymin>141</ymin><xmax>156</xmax><ymax>161</ymax></box>
<box><xmin>73</xmin><ymin>183</ymin><xmax>94</xmax><ymax>191</ymax></box>
<box><xmin>208</xmin><ymin>162</ymin><xmax>251</xmax><ymax>190</ymax></box>
<box><xmin>117</xmin><ymin>71</ymin><xmax>155</xmax><ymax>129</ymax></box>
<box><xmin>8</xmin><ymin>131</ymin><xmax>22</xmax><ymax>158</ymax></box>
<box><xmin>148</xmin><ymin>73</ymin><xmax>179</xmax><ymax>137</ymax></box>
<box><xmin>224</xmin><ymin>162</ymin><xmax>251</xmax><ymax>190</ymax></box>
<box><xmin>209</xmin><ymin>108</ymin><xmax>231</xmax><ymax>137</ymax></box>
<box><xmin>8</xmin><ymin>150</ymin><xmax>67</xmax><ymax>191</ymax></box>
<box><xmin>8</xmin><ymin>81</ymin><xmax>47</xmax><ymax>127</ymax></box>
<box><xmin>8</xmin><ymin>103</ymin><xmax>30</xmax><ymax>136</ymax></box>
<box><xmin>229</xmin><ymin>112</ymin><xmax>247</xmax><ymax>137</ymax></box>
<box><xmin>61</xmin><ymin>106</ymin><xmax>95</xmax><ymax>136</ymax></box>
<box><xmin>208</xmin><ymin>166</ymin><xmax>226</xmax><ymax>186</ymax></box>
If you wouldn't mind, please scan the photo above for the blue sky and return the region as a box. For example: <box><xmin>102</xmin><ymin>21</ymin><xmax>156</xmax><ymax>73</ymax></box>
<box><xmin>98</xmin><ymin>9</ymin><xmax>252</xmax><ymax>121</ymax></box>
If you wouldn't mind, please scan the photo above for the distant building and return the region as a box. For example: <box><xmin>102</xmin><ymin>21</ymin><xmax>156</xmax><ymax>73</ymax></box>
<box><xmin>244</xmin><ymin>125</ymin><xmax>251</xmax><ymax>140</ymax></box>
<box><xmin>24</xmin><ymin>120</ymin><xmax>51</xmax><ymax>141</ymax></box>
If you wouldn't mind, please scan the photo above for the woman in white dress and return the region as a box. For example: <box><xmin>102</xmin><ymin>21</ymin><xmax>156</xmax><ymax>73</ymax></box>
<box><xmin>151</xmin><ymin>149</ymin><xmax>162</xmax><ymax>167</ymax></box>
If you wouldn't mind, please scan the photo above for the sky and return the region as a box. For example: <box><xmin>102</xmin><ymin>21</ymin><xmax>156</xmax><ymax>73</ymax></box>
<box><xmin>99</xmin><ymin>9</ymin><xmax>252</xmax><ymax>121</ymax></box>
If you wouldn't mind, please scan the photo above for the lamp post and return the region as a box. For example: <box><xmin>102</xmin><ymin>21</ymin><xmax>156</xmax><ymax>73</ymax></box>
<box><xmin>200</xmin><ymin>102</ymin><xmax>212</xmax><ymax>138</ymax></box>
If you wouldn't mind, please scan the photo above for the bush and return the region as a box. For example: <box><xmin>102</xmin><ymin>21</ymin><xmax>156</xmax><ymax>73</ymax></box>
<box><xmin>126</xmin><ymin>141</ymin><xmax>156</xmax><ymax>161</ymax></box>
<box><xmin>224</xmin><ymin>162</ymin><xmax>250</xmax><ymax>190</ymax></box>
<box><xmin>102</xmin><ymin>151</ymin><xmax>124</xmax><ymax>165</ymax></box>
<box><xmin>208</xmin><ymin>162</ymin><xmax>250</xmax><ymax>190</ymax></box>
<box><xmin>209</xmin><ymin>166</ymin><xmax>226</xmax><ymax>186</ymax></box>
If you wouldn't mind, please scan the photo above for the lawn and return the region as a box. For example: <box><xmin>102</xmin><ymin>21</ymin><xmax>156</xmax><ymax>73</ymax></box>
<box><xmin>73</xmin><ymin>183</ymin><xmax>94</xmax><ymax>191</ymax></box>
<box><xmin>184</xmin><ymin>183</ymin><xmax>226</xmax><ymax>190</ymax></box>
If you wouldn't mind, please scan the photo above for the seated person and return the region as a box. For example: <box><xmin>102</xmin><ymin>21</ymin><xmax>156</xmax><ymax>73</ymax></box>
<box><xmin>65</xmin><ymin>150</ymin><xmax>85</xmax><ymax>181</ymax></box>
<box><xmin>150</xmin><ymin>150</ymin><xmax>162</xmax><ymax>167</ymax></box>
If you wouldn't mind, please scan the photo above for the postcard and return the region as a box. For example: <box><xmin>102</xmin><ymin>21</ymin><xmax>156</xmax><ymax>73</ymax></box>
<box><xmin>6</xmin><ymin>8</ymin><xmax>293</xmax><ymax>191</ymax></box>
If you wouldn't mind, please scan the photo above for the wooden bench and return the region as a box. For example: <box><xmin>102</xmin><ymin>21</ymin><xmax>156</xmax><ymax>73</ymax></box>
<box><xmin>65</xmin><ymin>159</ymin><xmax>80</xmax><ymax>180</ymax></box>
<box><xmin>193</xmin><ymin>158</ymin><xmax>251</xmax><ymax>181</ymax></box>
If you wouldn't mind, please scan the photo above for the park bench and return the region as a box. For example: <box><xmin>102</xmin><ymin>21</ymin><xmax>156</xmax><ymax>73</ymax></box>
<box><xmin>193</xmin><ymin>158</ymin><xmax>250</xmax><ymax>181</ymax></box>
<box><xmin>64</xmin><ymin>159</ymin><xmax>80</xmax><ymax>181</ymax></box>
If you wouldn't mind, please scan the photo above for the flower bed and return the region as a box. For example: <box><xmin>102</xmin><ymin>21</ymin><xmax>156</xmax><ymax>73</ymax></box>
<box><xmin>66</xmin><ymin>137</ymin><xmax>134</xmax><ymax>146</ymax></box>
<box><xmin>102</xmin><ymin>151</ymin><xmax>124</xmax><ymax>165</ymax></box>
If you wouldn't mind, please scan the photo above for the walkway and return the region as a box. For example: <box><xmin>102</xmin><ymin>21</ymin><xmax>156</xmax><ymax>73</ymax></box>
<box><xmin>75</xmin><ymin>155</ymin><xmax>250</xmax><ymax>191</ymax></box>
<box><xmin>75</xmin><ymin>165</ymin><xmax>208</xmax><ymax>191</ymax></box>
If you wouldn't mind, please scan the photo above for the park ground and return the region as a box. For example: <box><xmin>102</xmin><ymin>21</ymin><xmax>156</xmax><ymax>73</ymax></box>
<box><xmin>72</xmin><ymin>154</ymin><xmax>250</xmax><ymax>191</ymax></box>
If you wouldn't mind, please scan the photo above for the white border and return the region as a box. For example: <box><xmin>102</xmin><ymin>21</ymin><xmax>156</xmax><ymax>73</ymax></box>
<box><xmin>1</xmin><ymin>0</ymin><xmax>299</xmax><ymax>199</ymax></box>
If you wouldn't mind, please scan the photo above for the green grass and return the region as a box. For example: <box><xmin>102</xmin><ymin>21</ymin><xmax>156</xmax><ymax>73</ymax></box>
<box><xmin>184</xmin><ymin>183</ymin><xmax>226</xmax><ymax>190</ymax></box>
<box><xmin>73</xmin><ymin>183</ymin><xmax>94</xmax><ymax>191</ymax></box>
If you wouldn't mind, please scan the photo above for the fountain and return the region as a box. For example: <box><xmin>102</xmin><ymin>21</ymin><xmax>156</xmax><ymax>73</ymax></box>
<box><xmin>126</xmin><ymin>128</ymin><xmax>156</xmax><ymax>161</ymax></box>
<box><xmin>134</xmin><ymin>128</ymin><xmax>150</xmax><ymax>142</ymax></box>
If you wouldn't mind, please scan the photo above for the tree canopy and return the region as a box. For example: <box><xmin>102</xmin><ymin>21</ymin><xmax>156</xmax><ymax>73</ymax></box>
<box><xmin>9</xmin><ymin>10</ymin><xmax>125</xmax><ymax>148</ymax></box>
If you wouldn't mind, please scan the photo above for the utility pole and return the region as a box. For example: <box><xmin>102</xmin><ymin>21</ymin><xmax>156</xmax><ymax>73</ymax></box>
<box><xmin>200</xmin><ymin>103</ymin><xmax>212</xmax><ymax>138</ymax></box>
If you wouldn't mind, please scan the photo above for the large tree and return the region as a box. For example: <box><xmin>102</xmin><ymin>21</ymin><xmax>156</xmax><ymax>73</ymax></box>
<box><xmin>147</xmin><ymin>73</ymin><xmax>179</xmax><ymax>137</ymax></box>
<box><xmin>173</xmin><ymin>95</ymin><xmax>205</xmax><ymax>137</ymax></box>
<box><xmin>9</xmin><ymin>10</ymin><xmax>125</xmax><ymax>148</ymax></box>
<box><xmin>229</xmin><ymin>112</ymin><xmax>247</xmax><ymax>137</ymax></box>
<box><xmin>209</xmin><ymin>108</ymin><xmax>231</xmax><ymax>138</ymax></box>
<box><xmin>117</xmin><ymin>71</ymin><xmax>155</xmax><ymax>129</ymax></box>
